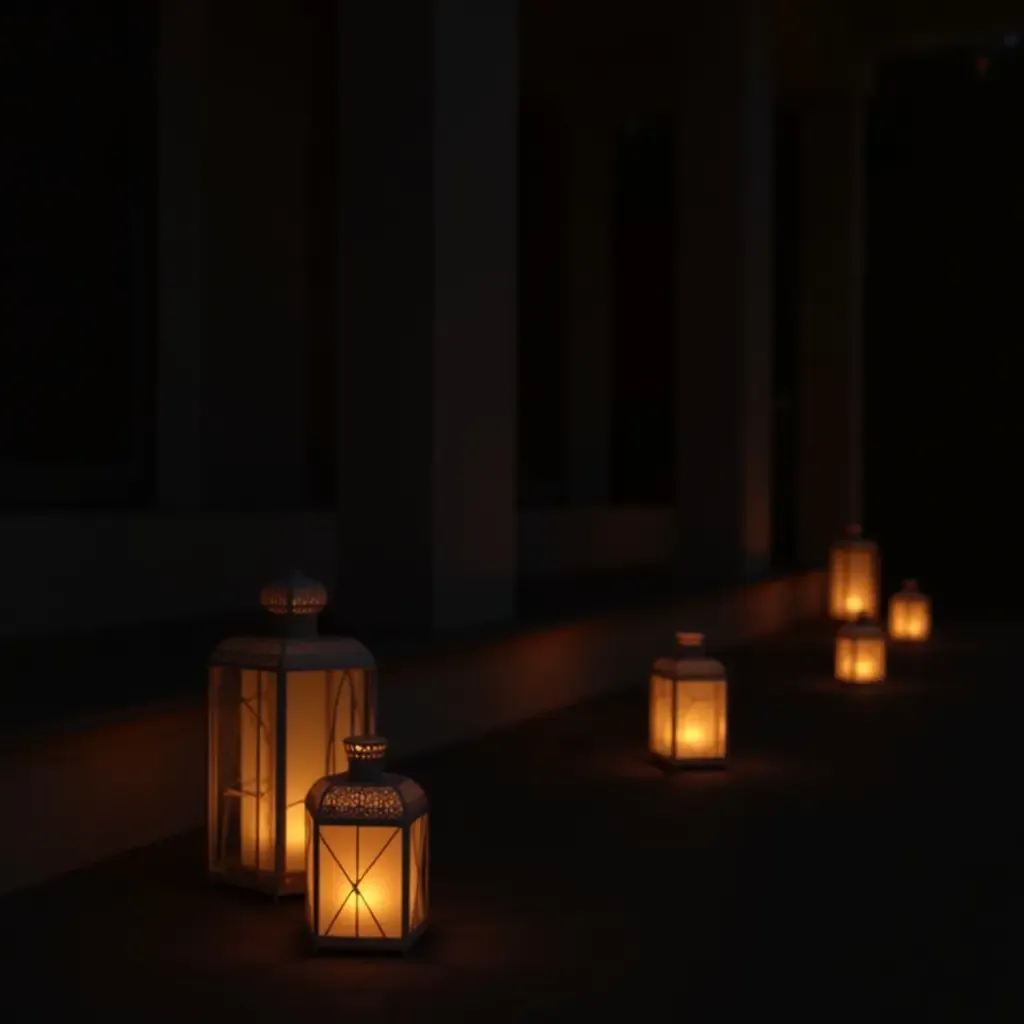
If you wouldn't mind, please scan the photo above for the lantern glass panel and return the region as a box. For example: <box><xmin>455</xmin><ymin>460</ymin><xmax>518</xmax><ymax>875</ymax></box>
<box><xmin>209</xmin><ymin>666</ymin><xmax>373</xmax><ymax>883</ymax></box>
<box><xmin>408</xmin><ymin>814</ymin><xmax>429</xmax><ymax>931</ymax></box>
<box><xmin>834</xmin><ymin>632</ymin><xmax>886</xmax><ymax>683</ymax></box>
<box><xmin>209</xmin><ymin>666</ymin><xmax>278</xmax><ymax>874</ymax></box>
<box><xmin>317</xmin><ymin>824</ymin><xmax>405</xmax><ymax>940</ymax></box>
<box><xmin>829</xmin><ymin>543</ymin><xmax>880</xmax><ymax>620</ymax></box>
<box><xmin>889</xmin><ymin>591</ymin><xmax>931</xmax><ymax>641</ymax></box>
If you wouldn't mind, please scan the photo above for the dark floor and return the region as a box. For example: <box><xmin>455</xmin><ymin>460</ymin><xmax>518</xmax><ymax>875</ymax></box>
<box><xmin>0</xmin><ymin>618</ymin><xmax>1018</xmax><ymax>1021</ymax></box>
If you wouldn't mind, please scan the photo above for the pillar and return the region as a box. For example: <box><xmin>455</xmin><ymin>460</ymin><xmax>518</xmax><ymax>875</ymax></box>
<box><xmin>674</xmin><ymin>0</ymin><xmax>775</xmax><ymax>582</ymax></box>
<box><xmin>795</xmin><ymin>77</ymin><xmax>868</xmax><ymax>567</ymax></box>
<box><xmin>334</xmin><ymin>0</ymin><xmax>518</xmax><ymax>633</ymax></box>
<box><xmin>564</xmin><ymin>104</ymin><xmax>613</xmax><ymax>506</ymax></box>
<box><xmin>156</xmin><ymin>0</ymin><xmax>314</xmax><ymax>509</ymax></box>
<box><xmin>156</xmin><ymin>0</ymin><xmax>205</xmax><ymax>508</ymax></box>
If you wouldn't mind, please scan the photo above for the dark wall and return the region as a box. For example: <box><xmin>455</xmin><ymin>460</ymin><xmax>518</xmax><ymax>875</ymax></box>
<box><xmin>866</xmin><ymin>42</ymin><xmax>1024</xmax><ymax>608</ymax></box>
<box><xmin>0</xmin><ymin>0</ymin><xmax>157</xmax><ymax>508</ymax></box>
<box><xmin>772</xmin><ymin>99</ymin><xmax>801</xmax><ymax>568</ymax></box>
<box><xmin>517</xmin><ymin>100</ymin><xmax>570</xmax><ymax>507</ymax></box>
<box><xmin>609</xmin><ymin>116</ymin><xmax>675</xmax><ymax>505</ymax></box>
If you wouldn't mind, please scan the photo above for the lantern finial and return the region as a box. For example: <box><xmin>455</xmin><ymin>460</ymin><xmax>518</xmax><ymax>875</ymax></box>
<box><xmin>259</xmin><ymin>569</ymin><xmax>328</xmax><ymax>637</ymax></box>
<box><xmin>344</xmin><ymin>736</ymin><xmax>388</xmax><ymax>781</ymax></box>
<box><xmin>902</xmin><ymin>579</ymin><xmax>918</xmax><ymax>591</ymax></box>
<box><xmin>846</xmin><ymin>523</ymin><xmax>863</xmax><ymax>537</ymax></box>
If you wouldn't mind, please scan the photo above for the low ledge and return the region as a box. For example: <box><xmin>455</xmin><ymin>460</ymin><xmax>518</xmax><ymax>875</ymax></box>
<box><xmin>0</xmin><ymin>570</ymin><xmax>824</xmax><ymax>896</ymax></box>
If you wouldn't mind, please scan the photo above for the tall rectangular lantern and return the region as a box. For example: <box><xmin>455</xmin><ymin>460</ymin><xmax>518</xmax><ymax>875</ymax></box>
<box><xmin>828</xmin><ymin>523</ymin><xmax>880</xmax><ymax>621</ymax></box>
<box><xmin>208</xmin><ymin>571</ymin><xmax>377</xmax><ymax>895</ymax></box>
<box><xmin>650</xmin><ymin>632</ymin><xmax>727</xmax><ymax>768</ymax></box>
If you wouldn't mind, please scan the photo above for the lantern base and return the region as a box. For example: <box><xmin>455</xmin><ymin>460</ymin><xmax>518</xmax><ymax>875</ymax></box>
<box><xmin>652</xmin><ymin>753</ymin><xmax>728</xmax><ymax>771</ymax></box>
<box><xmin>311</xmin><ymin>923</ymin><xmax>427</xmax><ymax>956</ymax></box>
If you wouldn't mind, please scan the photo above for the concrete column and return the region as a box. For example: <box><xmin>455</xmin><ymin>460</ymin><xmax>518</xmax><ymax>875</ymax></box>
<box><xmin>564</xmin><ymin>105</ymin><xmax>613</xmax><ymax>506</ymax></box>
<box><xmin>334</xmin><ymin>0</ymin><xmax>518</xmax><ymax>634</ymax></box>
<box><xmin>674</xmin><ymin>0</ymin><xmax>775</xmax><ymax>583</ymax></box>
<box><xmin>795</xmin><ymin>80</ymin><xmax>867</xmax><ymax>567</ymax></box>
<box><xmin>156</xmin><ymin>0</ymin><xmax>205</xmax><ymax>508</ymax></box>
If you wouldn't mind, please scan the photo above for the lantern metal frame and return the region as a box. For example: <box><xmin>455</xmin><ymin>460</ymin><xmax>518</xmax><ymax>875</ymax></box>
<box><xmin>208</xmin><ymin>570</ymin><xmax>378</xmax><ymax>897</ymax></box>
<box><xmin>306</xmin><ymin>737</ymin><xmax>429</xmax><ymax>954</ymax></box>
<box><xmin>834</xmin><ymin>614</ymin><xmax>887</xmax><ymax>684</ymax></box>
<box><xmin>828</xmin><ymin>523</ymin><xmax>881</xmax><ymax>621</ymax></box>
<box><xmin>649</xmin><ymin>632</ymin><xmax>728</xmax><ymax>770</ymax></box>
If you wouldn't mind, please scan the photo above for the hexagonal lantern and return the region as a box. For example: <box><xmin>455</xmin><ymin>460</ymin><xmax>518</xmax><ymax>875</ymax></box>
<box><xmin>834</xmin><ymin>614</ymin><xmax>886</xmax><ymax>684</ymax></box>
<box><xmin>649</xmin><ymin>632</ymin><xmax>728</xmax><ymax>768</ymax></box>
<box><xmin>208</xmin><ymin>570</ymin><xmax>377</xmax><ymax>896</ymax></box>
<box><xmin>828</xmin><ymin>523</ymin><xmax>881</xmax><ymax>621</ymax></box>
<box><xmin>306</xmin><ymin>737</ymin><xmax>429</xmax><ymax>953</ymax></box>
<box><xmin>888</xmin><ymin>579</ymin><xmax>932</xmax><ymax>642</ymax></box>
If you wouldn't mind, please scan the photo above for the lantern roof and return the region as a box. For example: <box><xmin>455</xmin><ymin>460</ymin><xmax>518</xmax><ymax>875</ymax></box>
<box><xmin>210</xmin><ymin>634</ymin><xmax>376</xmax><ymax>670</ymax></box>
<box><xmin>652</xmin><ymin>631</ymin><xmax>726</xmax><ymax>680</ymax></box>
<box><xmin>306</xmin><ymin>738</ymin><xmax>427</xmax><ymax>823</ymax></box>
<box><xmin>210</xmin><ymin>569</ymin><xmax>376</xmax><ymax>668</ymax></box>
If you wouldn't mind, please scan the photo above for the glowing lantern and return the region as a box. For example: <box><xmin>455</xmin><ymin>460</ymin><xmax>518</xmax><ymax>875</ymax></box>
<box><xmin>834</xmin><ymin>614</ymin><xmax>886</xmax><ymax>684</ymax></box>
<box><xmin>828</xmin><ymin>523</ymin><xmax>880</xmax><ymax>621</ymax></box>
<box><xmin>888</xmin><ymin>579</ymin><xmax>931</xmax><ymax>642</ymax></box>
<box><xmin>306</xmin><ymin>737</ymin><xmax>429</xmax><ymax>952</ymax></box>
<box><xmin>208</xmin><ymin>570</ymin><xmax>377</xmax><ymax>895</ymax></box>
<box><xmin>649</xmin><ymin>632</ymin><xmax>727</xmax><ymax>768</ymax></box>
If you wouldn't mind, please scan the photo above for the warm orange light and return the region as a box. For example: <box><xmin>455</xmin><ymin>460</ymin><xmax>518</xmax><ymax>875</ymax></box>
<box><xmin>306</xmin><ymin>739</ymin><xmax>429</xmax><ymax>953</ymax></box>
<box><xmin>828</xmin><ymin>524</ymin><xmax>880</xmax><ymax>621</ymax></box>
<box><xmin>208</xmin><ymin>574</ymin><xmax>378</xmax><ymax>897</ymax></box>
<box><xmin>650</xmin><ymin>633</ymin><xmax>728</xmax><ymax>767</ymax></box>
<box><xmin>888</xmin><ymin>580</ymin><xmax>931</xmax><ymax>642</ymax></box>
<box><xmin>835</xmin><ymin>619</ymin><xmax>886</xmax><ymax>684</ymax></box>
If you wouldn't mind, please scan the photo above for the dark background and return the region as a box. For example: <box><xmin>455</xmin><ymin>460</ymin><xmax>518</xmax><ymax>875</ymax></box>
<box><xmin>2</xmin><ymin>3</ymin><xmax>1021</xmax><ymax>608</ymax></box>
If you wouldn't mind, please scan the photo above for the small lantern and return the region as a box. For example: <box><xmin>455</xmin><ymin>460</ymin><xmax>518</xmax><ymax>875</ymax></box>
<box><xmin>828</xmin><ymin>523</ymin><xmax>881</xmax><ymax>621</ymax></box>
<box><xmin>888</xmin><ymin>579</ymin><xmax>931</xmax><ymax>642</ymax></box>
<box><xmin>649</xmin><ymin>632</ymin><xmax>727</xmax><ymax>768</ymax></box>
<box><xmin>208</xmin><ymin>570</ymin><xmax>377</xmax><ymax>895</ymax></box>
<box><xmin>834</xmin><ymin>614</ymin><xmax>886</xmax><ymax>684</ymax></box>
<box><xmin>305</xmin><ymin>737</ymin><xmax>429</xmax><ymax>953</ymax></box>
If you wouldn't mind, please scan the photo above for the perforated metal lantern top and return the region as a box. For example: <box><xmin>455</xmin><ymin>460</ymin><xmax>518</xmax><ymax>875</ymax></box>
<box><xmin>306</xmin><ymin>738</ymin><xmax>428</xmax><ymax>825</ymax></box>
<box><xmin>259</xmin><ymin>569</ymin><xmax>329</xmax><ymax>634</ymax></box>
<box><xmin>652</xmin><ymin>632</ymin><xmax>726</xmax><ymax>681</ymax></box>
<box><xmin>210</xmin><ymin>571</ymin><xmax>376</xmax><ymax>670</ymax></box>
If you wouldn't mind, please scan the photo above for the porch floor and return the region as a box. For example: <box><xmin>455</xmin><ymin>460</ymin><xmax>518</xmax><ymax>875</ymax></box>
<box><xmin>0</xmin><ymin>619</ymin><xmax>1016</xmax><ymax>1020</ymax></box>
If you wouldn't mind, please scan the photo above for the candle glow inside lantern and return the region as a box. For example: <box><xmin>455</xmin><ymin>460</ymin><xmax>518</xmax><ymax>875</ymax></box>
<box><xmin>306</xmin><ymin>737</ymin><xmax>429</xmax><ymax>953</ymax></box>
<box><xmin>208</xmin><ymin>570</ymin><xmax>377</xmax><ymax>895</ymax></box>
<box><xmin>888</xmin><ymin>579</ymin><xmax>931</xmax><ymax>642</ymax></box>
<box><xmin>834</xmin><ymin>615</ymin><xmax>886</xmax><ymax>684</ymax></box>
<box><xmin>828</xmin><ymin>523</ymin><xmax>880</xmax><ymax>621</ymax></box>
<box><xmin>649</xmin><ymin>632</ymin><xmax>727</xmax><ymax>768</ymax></box>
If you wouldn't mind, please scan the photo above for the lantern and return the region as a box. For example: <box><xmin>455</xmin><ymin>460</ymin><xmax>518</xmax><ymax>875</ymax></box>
<box><xmin>828</xmin><ymin>523</ymin><xmax>880</xmax><ymax>621</ymax></box>
<box><xmin>834</xmin><ymin>615</ymin><xmax>886</xmax><ymax>684</ymax></box>
<box><xmin>305</xmin><ymin>737</ymin><xmax>429</xmax><ymax>952</ymax></box>
<box><xmin>888</xmin><ymin>579</ymin><xmax>931</xmax><ymax>642</ymax></box>
<box><xmin>208</xmin><ymin>570</ymin><xmax>377</xmax><ymax>895</ymax></box>
<box><xmin>649</xmin><ymin>632</ymin><xmax>727</xmax><ymax>768</ymax></box>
